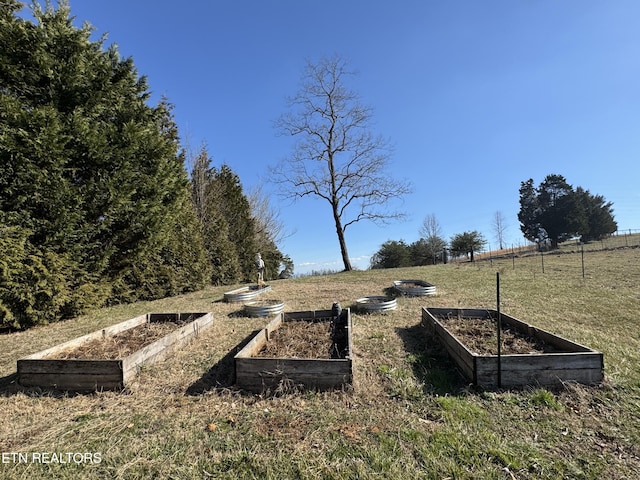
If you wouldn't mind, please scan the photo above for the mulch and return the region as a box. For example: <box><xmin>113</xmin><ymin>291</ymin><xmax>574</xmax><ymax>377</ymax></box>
<box><xmin>256</xmin><ymin>320</ymin><xmax>334</xmax><ymax>359</ymax></box>
<box><xmin>48</xmin><ymin>321</ymin><xmax>181</xmax><ymax>360</ymax></box>
<box><xmin>435</xmin><ymin>315</ymin><xmax>560</xmax><ymax>355</ymax></box>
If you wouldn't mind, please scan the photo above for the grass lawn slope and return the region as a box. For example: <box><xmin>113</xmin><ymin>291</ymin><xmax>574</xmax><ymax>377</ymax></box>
<box><xmin>1</xmin><ymin>247</ymin><xmax>639</xmax><ymax>479</ymax></box>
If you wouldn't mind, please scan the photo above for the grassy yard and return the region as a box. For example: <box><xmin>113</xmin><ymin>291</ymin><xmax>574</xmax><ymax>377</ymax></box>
<box><xmin>1</xmin><ymin>247</ymin><xmax>639</xmax><ymax>479</ymax></box>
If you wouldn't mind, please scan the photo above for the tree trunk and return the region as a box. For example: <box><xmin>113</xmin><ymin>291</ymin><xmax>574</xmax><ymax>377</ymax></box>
<box><xmin>332</xmin><ymin>203</ymin><xmax>352</xmax><ymax>271</ymax></box>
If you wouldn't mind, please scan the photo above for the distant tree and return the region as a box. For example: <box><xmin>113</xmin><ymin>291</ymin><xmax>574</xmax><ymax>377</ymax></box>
<box><xmin>518</xmin><ymin>174</ymin><xmax>616</xmax><ymax>249</ymax></box>
<box><xmin>370</xmin><ymin>240</ymin><xmax>411</xmax><ymax>269</ymax></box>
<box><xmin>492</xmin><ymin>211</ymin><xmax>508</xmax><ymax>250</ymax></box>
<box><xmin>272</xmin><ymin>55</ymin><xmax>411</xmax><ymax>271</ymax></box>
<box><xmin>408</xmin><ymin>238</ymin><xmax>430</xmax><ymax>266</ymax></box>
<box><xmin>450</xmin><ymin>231</ymin><xmax>486</xmax><ymax>262</ymax></box>
<box><xmin>419</xmin><ymin>214</ymin><xmax>447</xmax><ymax>264</ymax></box>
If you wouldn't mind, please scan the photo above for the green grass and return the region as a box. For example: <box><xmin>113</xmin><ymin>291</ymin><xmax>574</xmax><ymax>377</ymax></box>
<box><xmin>1</xmin><ymin>247</ymin><xmax>639</xmax><ymax>479</ymax></box>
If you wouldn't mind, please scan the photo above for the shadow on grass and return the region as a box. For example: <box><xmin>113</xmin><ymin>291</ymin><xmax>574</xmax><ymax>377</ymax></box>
<box><xmin>395</xmin><ymin>323</ymin><xmax>467</xmax><ymax>396</ymax></box>
<box><xmin>0</xmin><ymin>372</ymin><xmax>18</xmax><ymax>396</ymax></box>
<box><xmin>185</xmin><ymin>330</ymin><xmax>260</xmax><ymax>396</ymax></box>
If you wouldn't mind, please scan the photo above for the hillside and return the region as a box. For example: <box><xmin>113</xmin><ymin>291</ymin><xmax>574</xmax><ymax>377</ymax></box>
<box><xmin>1</xmin><ymin>247</ymin><xmax>639</xmax><ymax>479</ymax></box>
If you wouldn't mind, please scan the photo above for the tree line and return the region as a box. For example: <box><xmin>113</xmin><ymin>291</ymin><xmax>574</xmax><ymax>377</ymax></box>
<box><xmin>371</xmin><ymin>174</ymin><xmax>617</xmax><ymax>270</ymax></box>
<box><xmin>0</xmin><ymin>2</ymin><xmax>287</xmax><ymax>329</ymax></box>
<box><xmin>370</xmin><ymin>212</ymin><xmax>487</xmax><ymax>269</ymax></box>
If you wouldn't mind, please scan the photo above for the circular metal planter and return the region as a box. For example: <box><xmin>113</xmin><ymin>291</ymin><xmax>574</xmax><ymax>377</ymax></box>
<box><xmin>355</xmin><ymin>296</ymin><xmax>397</xmax><ymax>313</ymax></box>
<box><xmin>244</xmin><ymin>299</ymin><xmax>285</xmax><ymax>317</ymax></box>
<box><xmin>393</xmin><ymin>280</ymin><xmax>437</xmax><ymax>297</ymax></box>
<box><xmin>224</xmin><ymin>284</ymin><xmax>272</xmax><ymax>303</ymax></box>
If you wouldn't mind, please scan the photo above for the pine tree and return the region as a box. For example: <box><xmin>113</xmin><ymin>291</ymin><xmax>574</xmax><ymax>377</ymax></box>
<box><xmin>0</xmin><ymin>2</ymin><xmax>210</xmax><ymax>327</ymax></box>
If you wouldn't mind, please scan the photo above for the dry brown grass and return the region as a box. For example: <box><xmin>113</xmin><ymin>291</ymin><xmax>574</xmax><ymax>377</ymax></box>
<box><xmin>0</xmin><ymin>247</ymin><xmax>639</xmax><ymax>479</ymax></box>
<box><xmin>256</xmin><ymin>320</ymin><xmax>333</xmax><ymax>358</ymax></box>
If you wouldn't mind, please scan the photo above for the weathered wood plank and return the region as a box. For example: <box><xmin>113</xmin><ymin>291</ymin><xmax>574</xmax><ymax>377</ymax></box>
<box><xmin>18</xmin><ymin>373</ymin><xmax>123</xmax><ymax>390</ymax></box>
<box><xmin>236</xmin><ymin>358</ymin><xmax>351</xmax><ymax>375</ymax></box>
<box><xmin>236</xmin><ymin>360</ymin><xmax>352</xmax><ymax>391</ymax></box>
<box><xmin>476</xmin><ymin>353</ymin><xmax>603</xmax><ymax>372</ymax></box>
<box><xmin>477</xmin><ymin>367</ymin><xmax>604</xmax><ymax>387</ymax></box>
<box><xmin>284</xmin><ymin>310</ymin><xmax>334</xmax><ymax>321</ymax></box>
<box><xmin>17</xmin><ymin>359</ymin><xmax>122</xmax><ymax>375</ymax></box>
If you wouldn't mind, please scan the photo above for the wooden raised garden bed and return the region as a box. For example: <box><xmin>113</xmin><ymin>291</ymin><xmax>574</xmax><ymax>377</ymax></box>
<box><xmin>422</xmin><ymin>307</ymin><xmax>603</xmax><ymax>388</ymax></box>
<box><xmin>234</xmin><ymin>309</ymin><xmax>353</xmax><ymax>393</ymax></box>
<box><xmin>17</xmin><ymin>312</ymin><xmax>213</xmax><ymax>391</ymax></box>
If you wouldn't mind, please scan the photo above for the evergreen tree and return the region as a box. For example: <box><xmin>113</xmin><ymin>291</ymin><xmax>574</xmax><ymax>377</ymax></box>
<box><xmin>0</xmin><ymin>2</ymin><xmax>209</xmax><ymax>326</ymax></box>
<box><xmin>574</xmin><ymin>187</ymin><xmax>617</xmax><ymax>242</ymax></box>
<box><xmin>370</xmin><ymin>240</ymin><xmax>411</xmax><ymax>269</ymax></box>
<box><xmin>450</xmin><ymin>231</ymin><xmax>486</xmax><ymax>262</ymax></box>
<box><xmin>211</xmin><ymin>165</ymin><xmax>258</xmax><ymax>281</ymax></box>
<box><xmin>518</xmin><ymin>174</ymin><xmax>616</xmax><ymax>249</ymax></box>
<box><xmin>536</xmin><ymin>175</ymin><xmax>582</xmax><ymax>248</ymax></box>
<box><xmin>189</xmin><ymin>149</ymin><xmax>241</xmax><ymax>285</ymax></box>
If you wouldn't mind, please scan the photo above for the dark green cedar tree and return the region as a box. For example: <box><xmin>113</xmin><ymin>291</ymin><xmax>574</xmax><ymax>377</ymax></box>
<box><xmin>0</xmin><ymin>1</ymin><xmax>209</xmax><ymax>327</ymax></box>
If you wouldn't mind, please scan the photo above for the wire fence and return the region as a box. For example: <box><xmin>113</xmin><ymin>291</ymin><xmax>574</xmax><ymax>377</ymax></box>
<box><xmin>471</xmin><ymin>231</ymin><xmax>640</xmax><ymax>279</ymax></box>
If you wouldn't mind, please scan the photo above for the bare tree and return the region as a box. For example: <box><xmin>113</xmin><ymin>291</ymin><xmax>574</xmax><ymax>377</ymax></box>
<box><xmin>419</xmin><ymin>213</ymin><xmax>447</xmax><ymax>264</ymax></box>
<box><xmin>420</xmin><ymin>213</ymin><xmax>442</xmax><ymax>239</ymax></box>
<box><xmin>271</xmin><ymin>55</ymin><xmax>411</xmax><ymax>271</ymax></box>
<box><xmin>246</xmin><ymin>184</ymin><xmax>294</xmax><ymax>248</ymax></box>
<box><xmin>492</xmin><ymin>210</ymin><xmax>508</xmax><ymax>250</ymax></box>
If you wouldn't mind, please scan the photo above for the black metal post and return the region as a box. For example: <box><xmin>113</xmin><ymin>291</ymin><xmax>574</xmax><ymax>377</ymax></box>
<box><xmin>497</xmin><ymin>271</ymin><xmax>502</xmax><ymax>388</ymax></box>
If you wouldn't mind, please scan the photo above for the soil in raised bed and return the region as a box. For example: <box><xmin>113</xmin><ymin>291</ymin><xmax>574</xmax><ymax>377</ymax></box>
<box><xmin>48</xmin><ymin>321</ymin><xmax>182</xmax><ymax>360</ymax></box>
<box><xmin>436</xmin><ymin>315</ymin><xmax>563</xmax><ymax>355</ymax></box>
<box><xmin>256</xmin><ymin>320</ymin><xmax>336</xmax><ymax>359</ymax></box>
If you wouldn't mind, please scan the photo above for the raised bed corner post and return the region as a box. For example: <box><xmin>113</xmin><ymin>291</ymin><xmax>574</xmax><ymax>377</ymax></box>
<box><xmin>497</xmin><ymin>271</ymin><xmax>502</xmax><ymax>388</ymax></box>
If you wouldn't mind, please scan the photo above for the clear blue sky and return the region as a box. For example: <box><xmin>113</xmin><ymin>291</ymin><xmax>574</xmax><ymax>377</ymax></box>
<box><xmin>27</xmin><ymin>1</ymin><xmax>640</xmax><ymax>274</ymax></box>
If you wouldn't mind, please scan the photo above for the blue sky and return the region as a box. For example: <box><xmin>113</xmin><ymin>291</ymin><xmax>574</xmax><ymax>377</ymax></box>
<box><xmin>26</xmin><ymin>1</ymin><xmax>640</xmax><ymax>274</ymax></box>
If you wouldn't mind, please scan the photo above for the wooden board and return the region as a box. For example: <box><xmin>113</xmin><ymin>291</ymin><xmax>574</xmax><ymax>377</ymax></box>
<box><xmin>422</xmin><ymin>308</ymin><xmax>603</xmax><ymax>388</ymax></box>
<box><xmin>234</xmin><ymin>309</ymin><xmax>353</xmax><ymax>393</ymax></box>
<box><xmin>17</xmin><ymin>312</ymin><xmax>213</xmax><ymax>391</ymax></box>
